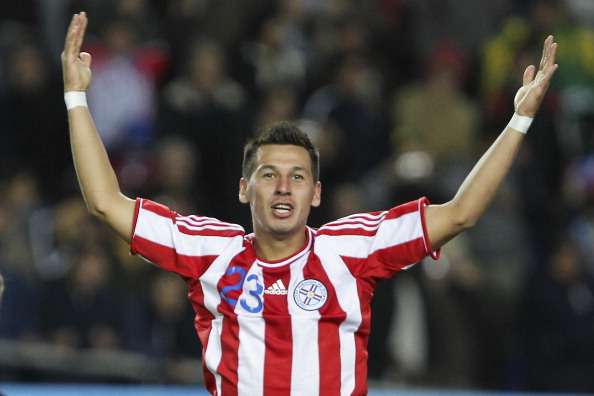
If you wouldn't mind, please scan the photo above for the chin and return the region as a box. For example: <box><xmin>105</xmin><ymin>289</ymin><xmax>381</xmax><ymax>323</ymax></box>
<box><xmin>268</xmin><ymin>220</ymin><xmax>302</xmax><ymax>237</ymax></box>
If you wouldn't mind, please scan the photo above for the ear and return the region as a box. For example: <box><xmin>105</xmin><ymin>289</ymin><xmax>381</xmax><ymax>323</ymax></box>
<box><xmin>311</xmin><ymin>181</ymin><xmax>322</xmax><ymax>207</ymax></box>
<box><xmin>238</xmin><ymin>177</ymin><xmax>249</xmax><ymax>204</ymax></box>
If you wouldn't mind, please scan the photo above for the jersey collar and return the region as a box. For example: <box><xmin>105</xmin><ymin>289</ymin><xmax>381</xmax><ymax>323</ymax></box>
<box><xmin>250</xmin><ymin>227</ymin><xmax>313</xmax><ymax>268</ymax></box>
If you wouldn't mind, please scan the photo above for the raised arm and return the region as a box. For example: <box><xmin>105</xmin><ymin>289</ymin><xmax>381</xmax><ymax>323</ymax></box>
<box><xmin>62</xmin><ymin>12</ymin><xmax>135</xmax><ymax>242</ymax></box>
<box><xmin>425</xmin><ymin>35</ymin><xmax>558</xmax><ymax>249</ymax></box>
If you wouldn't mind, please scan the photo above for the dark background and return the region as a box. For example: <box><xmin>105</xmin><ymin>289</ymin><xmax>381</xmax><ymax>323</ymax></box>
<box><xmin>2</xmin><ymin>0</ymin><xmax>594</xmax><ymax>391</ymax></box>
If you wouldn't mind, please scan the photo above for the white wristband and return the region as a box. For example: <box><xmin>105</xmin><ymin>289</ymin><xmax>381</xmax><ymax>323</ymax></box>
<box><xmin>507</xmin><ymin>113</ymin><xmax>533</xmax><ymax>134</ymax></box>
<box><xmin>64</xmin><ymin>91</ymin><xmax>88</xmax><ymax>110</ymax></box>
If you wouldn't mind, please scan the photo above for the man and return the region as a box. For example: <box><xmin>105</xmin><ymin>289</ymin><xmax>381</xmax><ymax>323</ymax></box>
<box><xmin>62</xmin><ymin>12</ymin><xmax>558</xmax><ymax>396</ymax></box>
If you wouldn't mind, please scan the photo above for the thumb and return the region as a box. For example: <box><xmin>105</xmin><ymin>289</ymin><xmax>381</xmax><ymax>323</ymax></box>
<box><xmin>80</xmin><ymin>52</ymin><xmax>92</xmax><ymax>67</ymax></box>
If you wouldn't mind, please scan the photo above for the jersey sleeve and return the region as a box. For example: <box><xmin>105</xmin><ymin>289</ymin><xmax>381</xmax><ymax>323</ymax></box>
<box><xmin>130</xmin><ymin>198</ymin><xmax>245</xmax><ymax>278</ymax></box>
<box><xmin>316</xmin><ymin>197</ymin><xmax>439</xmax><ymax>280</ymax></box>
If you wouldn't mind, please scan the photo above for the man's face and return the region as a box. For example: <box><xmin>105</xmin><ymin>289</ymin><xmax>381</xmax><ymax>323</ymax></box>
<box><xmin>239</xmin><ymin>144</ymin><xmax>321</xmax><ymax>238</ymax></box>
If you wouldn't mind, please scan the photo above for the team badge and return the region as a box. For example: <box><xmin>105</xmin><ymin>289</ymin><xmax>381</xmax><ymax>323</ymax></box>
<box><xmin>293</xmin><ymin>279</ymin><xmax>328</xmax><ymax>311</ymax></box>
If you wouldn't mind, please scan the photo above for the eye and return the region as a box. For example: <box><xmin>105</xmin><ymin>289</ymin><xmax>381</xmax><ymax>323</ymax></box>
<box><xmin>292</xmin><ymin>174</ymin><xmax>305</xmax><ymax>181</ymax></box>
<box><xmin>262</xmin><ymin>172</ymin><xmax>275</xmax><ymax>180</ymax></box>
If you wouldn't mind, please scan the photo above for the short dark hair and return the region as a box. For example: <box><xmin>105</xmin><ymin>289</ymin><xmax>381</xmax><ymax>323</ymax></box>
<box><xmin>242</xmin><ymin>122</ymin><xmax>320</xmax><ymax>181</ymax></box>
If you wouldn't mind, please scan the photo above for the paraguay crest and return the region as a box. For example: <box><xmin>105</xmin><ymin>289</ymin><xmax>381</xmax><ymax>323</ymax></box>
<box><xmin>293</xmin><ymin>279</ymin><xmax>328</xmax><ymax>311</ymax></box>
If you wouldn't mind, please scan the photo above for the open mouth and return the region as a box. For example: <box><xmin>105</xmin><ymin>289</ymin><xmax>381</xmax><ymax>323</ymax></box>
<box><xmin>271</xmin><ymin>203</ymin><xmax>294</xmax><ymax>218</ymax></box>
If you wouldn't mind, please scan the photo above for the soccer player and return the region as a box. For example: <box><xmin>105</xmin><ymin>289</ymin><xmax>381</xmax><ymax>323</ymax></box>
<box><xmin>62</xmin><ymin>12</ymin><xmax>558</xmax><ymax>396</ymax></box>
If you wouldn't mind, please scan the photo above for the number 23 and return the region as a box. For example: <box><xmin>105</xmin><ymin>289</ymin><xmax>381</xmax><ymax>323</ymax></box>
<box><xmin>220</xmin><ymin>267</ymin><xmax>264</xmax><ymax>313</ymax></box>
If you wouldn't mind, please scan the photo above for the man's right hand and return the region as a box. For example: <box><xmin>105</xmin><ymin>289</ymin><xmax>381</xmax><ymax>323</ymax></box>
<box><xmin>61</xmin><ymin>12</ymin><xmax>92</xmax><ymax>92</ymax></box>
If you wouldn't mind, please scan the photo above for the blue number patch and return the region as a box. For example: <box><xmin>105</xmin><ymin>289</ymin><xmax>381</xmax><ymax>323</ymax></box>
<box><xmin>240</xmin><ymin>274</ymin><xmax>264</xmax><ymax>313</ymax></box>
<box><xmin>220</xmin><ymin>266</ymin><xmax>246</xmax><ymax>306</ymax></box>
<box><xmin>219</xmin><ymin>267</ymin><xmax>264</xmax><ymax>314</ymax></box>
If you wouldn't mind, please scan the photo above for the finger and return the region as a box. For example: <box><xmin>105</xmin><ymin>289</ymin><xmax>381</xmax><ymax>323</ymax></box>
<box><xmin>539</xmin><ymin>35</ymin><xmax>552</xmax><ymax>71</ymax></box>
<box><xmin>63</xmin><ymin>14</ymin><xmax>79</xmax><ymax>60</ymax></box>
<box><xmin>547</xmin><ymin>42</ymin><xmax>558</xmax><ymax>70</ymax></box>
<box><xmin>545</xmin><ymin>63</ymin><xmax>559</xmax><ymax>81</ymax></box>
<box><xmin>72</xmin><ymin>12</ymin><xmax>88</xmax><ymax>60</ymax></box>
<box><xmin>523</xmin><ymin>65</ymin><xmax>536</xmax><ymax>86</ymax></box>
<box><xmin>80</xmin><ymin>52</ymin><xmax>92</xmax><ymax>68</ymax></box>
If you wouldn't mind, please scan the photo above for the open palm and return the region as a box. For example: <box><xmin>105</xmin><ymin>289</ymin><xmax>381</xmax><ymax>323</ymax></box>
<box><xmin>61</xmin><ymin>12</ymin><xmax>92</xmax><ymax>92</ymax></box>
<box><xmin>514</xmin><ymin>35</ymin><xmax>558</xmax><ymax>117</ymax></box>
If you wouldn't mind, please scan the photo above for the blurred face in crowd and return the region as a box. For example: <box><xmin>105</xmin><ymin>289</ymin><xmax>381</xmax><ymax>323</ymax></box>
<box><xmin>239</xmin><ymin>145</ymin><xmax>321</xmax><ymax>239</ymax></box>
<box><xmin>190</xmin><ymin>43</ymin><xmax>224</xmax><ymax>91</ymax></box>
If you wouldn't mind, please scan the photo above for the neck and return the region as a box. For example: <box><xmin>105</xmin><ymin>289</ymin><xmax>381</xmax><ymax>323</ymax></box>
<box><xmin>253</xmin><ymin>228</ymin><xmax>308</xmax><ymax>261</ymax></box>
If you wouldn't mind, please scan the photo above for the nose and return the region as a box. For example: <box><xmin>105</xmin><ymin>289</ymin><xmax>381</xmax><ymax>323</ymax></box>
<box><xmin>275</xmin><ymin>175</ymin><xmax>291</xmax><ymax>195</ymax></box>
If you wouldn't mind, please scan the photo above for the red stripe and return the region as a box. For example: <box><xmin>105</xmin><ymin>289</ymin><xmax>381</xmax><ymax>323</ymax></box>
<box><xmin>262</xmin><ymin>271</ymin><xmax>292</xmax><ymax>395</ymax></box>
<box><xmin>130</xmin><ymin>198</ymin><xmax>142</xmax><ymax>250</ymax></box>
<box><xmin>142</xmin><ymin>199</ymin><xmax>177</xmax><ymax>218</ymax></box>
<box><xmin>303</xmin><ymin>254</ymin><xmax>343</xmax><ymax>396</ymax></box>
<box><xmin>219</xmin><ymin>315</ymin><xmax>239</xmax><ymax>396</ymax></box>
<box><xmin>343</xmin><ymin>211</ymin><xmax>385</xmax><ymax>220</ymax></box>
<box><xmin>177</xmin><ymin>220</ymin><xmax>243</xmax><ymax>230</ymax></box>
<box><xmin>131</xmin><ymin>236</ymin><xmax>217</xmax><ymax>278</ymax></box>
<box><xmin>216</xmin><ymin>249</ymin><xmax>256</xmax><ymax>396</ymax></box>
<box><xmin>322</xmin><ymin>218</ymin><xmax>383</xmax><ymax>228</ymax></box>
<box><xmin>186</xmin><ymin>277</ymin><xmax>218</xmax><ymax>395</ymax></box>
<box><xmin>340</xmin><ymin>257</ymin><xmax>374</xmax><ymax>396</ymax></box>
<box><xmin>365</xmin><ymin>238</ymin><xmax>426</xmax><ymax>279</ymax></box>
<box><xmin>178</xmin><ymin>216</ymin><xmax>243</xmax><ymax>228</ymax></box>
<box><xmin>324</xmin><ymin>213</ymin><xmax>385</xmax><ymax>227</ymax></box>
<box><xmin>176</xmin><ymin>225</ymin><xmax>245</xmax><ymax>238</ymax></box>
<box><xmin>418</xmin><ymin>197</ymin><xmax>440</xmax><ymax>259</ymax></box>
<box><xmin>316</xmin><ymin>228</ymin><xmax>378</xmax><ymax>237</ymax></box>
<box><xmin>384</xmin><ymin>199</ymin><xmax>420</xmax><ymax>220</ymax></box>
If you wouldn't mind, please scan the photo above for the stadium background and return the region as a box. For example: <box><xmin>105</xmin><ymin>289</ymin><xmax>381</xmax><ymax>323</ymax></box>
<box><xmin>2</xmin><ymin>0</ymin><xmax>594</xmax><ymax>394</ymax></box>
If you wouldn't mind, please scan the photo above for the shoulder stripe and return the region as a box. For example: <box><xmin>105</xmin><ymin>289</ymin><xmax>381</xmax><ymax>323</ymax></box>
<box><xmin>176</xmin><ymin>218</ymin><xmax>244</xmax><ymax>231</ymax></box>
<box><xmin>336</xmin><ymin>212</ymin><xmax>386</xmax><ymax>222</ymax></box>
<box><xmin>176</xmin><ymin>225</ymin><xmax>245</xmax><ymax>237</ymax></box>
<box><xmin>321</xmin><ymin>218</ymin><xmax>384</xmax><ymax>228</ymax></box>
<box><xmin>177</xmin><ymin>215</ymin><xmax>242</xmax><ymax>228</ymax></box>
<box><xmin>319</xmin><ymin>223</ymin><xmax>380</xmax><ymax>232</ymax></box>
<box><xmin>316</xmin><ymin>228</ymin><xmax>378</xmax><ymax>237</ymax></box>
<box><xmin>142</xmin><ymin>199</ymin><xmax>175</xmax><ymax>218</ymax></box>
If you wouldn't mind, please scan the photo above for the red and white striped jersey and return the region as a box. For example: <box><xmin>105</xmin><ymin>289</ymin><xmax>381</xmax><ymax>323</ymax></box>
<box><xmin>130</xmin><ymin>197</ymin><xmax>439</xmax><ymax>396</ymax></box>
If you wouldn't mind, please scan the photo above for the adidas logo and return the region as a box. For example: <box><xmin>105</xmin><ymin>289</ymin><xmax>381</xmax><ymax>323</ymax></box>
<box><xmin>264</xmin><ymin>279</ymin><xmax>288</xmax><ymax>295</ymax></box>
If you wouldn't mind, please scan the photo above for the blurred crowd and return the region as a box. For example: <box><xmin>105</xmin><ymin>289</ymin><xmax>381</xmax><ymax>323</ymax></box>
<box><xmin>2</xmin><ymin>0</ymin><xmax>594</xmax><ymax>391</ymax></box>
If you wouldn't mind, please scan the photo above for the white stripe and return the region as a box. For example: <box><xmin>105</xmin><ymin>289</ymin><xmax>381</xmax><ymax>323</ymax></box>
<box><xmin>338</xmin><ymin>211</ymin><xmax>387</xmax><ymax>222</ymax></box>
<box><xmin>187</xmin><ymin>214</ymin><xmax>231</xmax><ymax>223</ymax></box>
<box><xmin>136</xmin><ymin>208</ymin><xmax>242</xmax><ymax>256</ymax></box>
<box><xmin>370</xmin><ymin>211</ymin><xmax>422</xmax><ymax>253</ymax></box>
<box><xmin>289</xmin><ymin>255</ymin><xmax>320</xmax><ymax>394</ymax></box>
<box><xmin>417</xmin><ymin>199</ymin><xmax>430</xmax><ymax>254</ymax></box>
<box><xmin>315</xmin><ymin>244</ymin><xmax>362</xmax><ymax>396</ymax></box>
<box><xmin>135</xmin><ymin>206</ymin><xmax>176</xmax><ymax>247</ymax></box>
<box><xmin>177</xmin><ymin>215</ymin><xmax>244</xmax><ymax>229</ymax></box>
<box><xmin>315</xmin><ymin>211</ymin><xmax>423</xmax><ymax>258</ymax></box>
<box><xmin>277</xmin><ymin>279</ymin><xmax>286</xmax><ymax>290</ymax></box>
<box><xmin>313</xmin><ymin>235</ymin><xmax>373</xmax><ymax>258</ymax></box>
<box><xmin>199</xmin><ymin>240</ymin><xmax>245</xmax><ymax>393</ymax></box>
<box><xmin>319</xmin><ymin>223</ymin><xmax>381</xmax><ymax>232</ymax></box>
<box><xmin>177</xmin><ymin>221</ymin><xmax>244</xmax><ymax>232</ymax></box>
<box><xmin>272</xmin><ymin>282</ymin><xmax>280</xmax><ymax>290</ymax></box>
<box><xmin>323</xmin><ymin>217</ymin><xmax>385</xmax><ymax>228</ymax></box>
<box><xmin>204</xmin><ymin>317</ymin><xmax>223</xmax><ymax>395</ymax></box>
<box><xmin>236</xmin><ymin>265</ymin><xmax>265</xmax><ymax>396</ymax></box>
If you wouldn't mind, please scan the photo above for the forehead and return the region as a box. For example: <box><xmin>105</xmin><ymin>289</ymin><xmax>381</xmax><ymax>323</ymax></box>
<box><xmin>255</xmin><ymin>144</ymin><xmax>312</xmax><ymax>172</ymax></box>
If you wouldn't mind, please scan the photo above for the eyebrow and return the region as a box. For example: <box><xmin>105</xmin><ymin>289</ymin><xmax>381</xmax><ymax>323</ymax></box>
<box><xmin>257</xmin><ymin>165</ymin><xmax>309</xmax><ymax>173</ymax></box>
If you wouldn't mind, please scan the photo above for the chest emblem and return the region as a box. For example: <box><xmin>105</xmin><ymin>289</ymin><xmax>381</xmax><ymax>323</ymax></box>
<box><xmin>293</xmin><ymin>279</ymin><xmax>328</xmax><ymax>311</ymax></box>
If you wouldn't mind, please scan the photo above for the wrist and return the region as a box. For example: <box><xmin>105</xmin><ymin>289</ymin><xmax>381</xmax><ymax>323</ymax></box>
<box><xmin>64</xmin><ymin>91</ymin><xmax>88</xmax><ymax>110</ymax></box>
<box><xmin>507</xmin><ymin>112</ymin><xmax>533</xmax><ymax>134</ymax></box>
